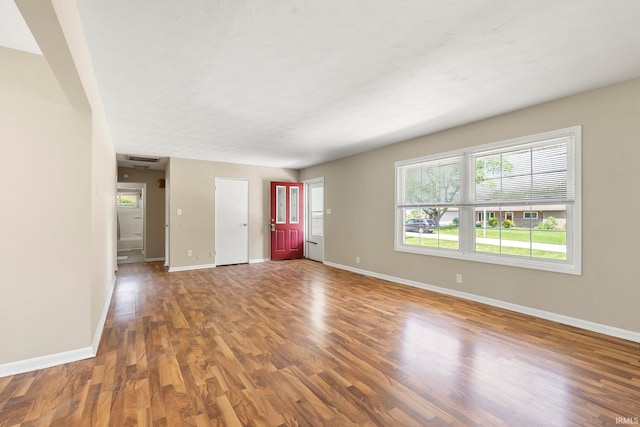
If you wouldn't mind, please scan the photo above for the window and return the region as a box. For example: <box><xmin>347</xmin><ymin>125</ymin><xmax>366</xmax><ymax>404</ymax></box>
<box><xmin>290</xmin><ymin>187</ymin><xmax>299</xmax><ymax>224</ymax></box>
<box><xmin>310</xmin><ymin>186</ymin><xmax>324</xmax><ymax>236</ymax></box>
<box><xmin>396</xmin><ymin>126</ymin><xmax>581</xmax><ymax>275</ymax></box>
<box><xmin>397</xmin><ymin>156</ymin><xmax>462</xmax><ymax>250</ymax></box>
<box><xmin>477</xmin><ymin>211</ymin><xmax>495</xmax><ymax>222</ymax></box>
<box><xmin>116</xmin><ymin>193</ymin><xmax>139</xmax><ymax>207</ymax></box>
<box><xmin>276</xmin><ymin>186</ymin><xmax>286</xmax><ymax>223</ymax></box>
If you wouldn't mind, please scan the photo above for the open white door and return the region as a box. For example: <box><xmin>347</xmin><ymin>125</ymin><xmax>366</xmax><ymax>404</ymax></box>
<box><xmin>116</xmin><ymin>182</ymin><xmax>146</xmax><ymax>264</ymax></box>
<box><xmin>165</xmin><ymin>177</ymin><xmax>170</xmax><ymax>266</ymax></box>
<box><xmin>215</xmin><ymin>178</ymin><xmax>249</xmax><ymax>265</ymax></box>
<box><xmin>305</xmin><ymin>178</ymin><xmax>324</xmax><ymax>262</ymax></box>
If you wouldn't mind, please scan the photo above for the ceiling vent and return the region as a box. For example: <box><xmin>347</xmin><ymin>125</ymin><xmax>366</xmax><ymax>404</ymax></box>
<box><xmin>128</xmin><ymin>155</ymin><xmax>159</xmax><ymax>163</ymax></box>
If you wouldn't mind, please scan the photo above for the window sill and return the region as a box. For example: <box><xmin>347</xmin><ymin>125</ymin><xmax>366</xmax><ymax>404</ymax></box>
<box><xmin>394</xmin><ymin>244</ymin><xmax>581</xmax><ymax>275</ymax></box>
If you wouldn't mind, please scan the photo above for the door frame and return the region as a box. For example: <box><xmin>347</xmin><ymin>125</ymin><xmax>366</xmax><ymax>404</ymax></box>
<box><xmin>215</xmin><ymin>177</ymin><xmax>249</xmax><ymax>266</ymax></box>
<box><xmin>116</xmin><ymin>182</ymin><xmax>146</xmax><ymax>258</ymax></box>
<box><xmin>270</xmin><ymin>181</ymin><xmax>304</xmax><ymax>260</ymax></box>
<box><xmin>164</xmin><ymin>176</ymin><xmax>169</xmax><ymax>266</ymax></box>
<box><xmin>304</xmin><ymin>177</ymin><xmax>324</xmax><ymax>262</ymax></box>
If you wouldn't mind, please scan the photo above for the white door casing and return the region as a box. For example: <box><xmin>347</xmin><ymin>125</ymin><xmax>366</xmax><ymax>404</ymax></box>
<box><xmin>116</xmin><ymin>182</ymin><xmax>146</xmax><ymax>257</ymax></box>
<box><xmin>305</xmin><ymin>178</ymin><xmax>324</xmax><ymax>262</ymax></box>
<box><xmin>215</xmin><ymin>178</ymin><xmax>249</xmax><ymax>266</ymax></box>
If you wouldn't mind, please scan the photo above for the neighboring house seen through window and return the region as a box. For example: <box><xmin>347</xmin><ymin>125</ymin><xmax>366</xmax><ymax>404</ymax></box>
<box><xmin>396</xmin><ymin>126</ymin><xmax>581</xmax><ymax>275</ymax></box>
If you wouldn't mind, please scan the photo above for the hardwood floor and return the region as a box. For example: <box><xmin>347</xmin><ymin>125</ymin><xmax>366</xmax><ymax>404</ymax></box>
<box><xmin>1</xmin><ymin>260</ymin><xmax>639</xmax><ymax>426</ymax></box>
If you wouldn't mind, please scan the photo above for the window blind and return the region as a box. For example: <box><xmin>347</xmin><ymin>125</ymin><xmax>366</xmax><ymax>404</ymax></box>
<box><xmin>399</xmin><ymin>157</ymin><xmax>462</xmax><ymax>207</ymax></box>
<box><xmin>473</xmin><ymin>137</ymin><xmax>574</xmax><ymax>205</ymax></box>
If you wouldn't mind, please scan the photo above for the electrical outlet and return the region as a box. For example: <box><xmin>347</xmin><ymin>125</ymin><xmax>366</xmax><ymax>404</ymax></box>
<box><xmin>187</xmin><ymin>250</ymin><xmax>193</xmax><ymax>257</ymax></box>
<box><xmin>356</xmin><ymin>256</ymin><xmax>360</xmax><ymax>264</ymax></box>
<box><xmin>456</xmin><ymin>273</ymin><xmax>462</xmax><ymax>284</ymax></box>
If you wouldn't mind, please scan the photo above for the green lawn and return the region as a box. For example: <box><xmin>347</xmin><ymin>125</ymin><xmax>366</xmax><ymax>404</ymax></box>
<box><xmin>436</xmin><ymin>227</ymin><xmax>566</xmax><ymax>245</ymax></box>
<box><xmin>475</xmin><ymin>243</ymin><xmax>567</xmax><ymax>260</ymax></box>
<box><xmin>405</xmin><ymin>235</ymin><xmax>459</xmax><ymax>250</ymax></box>
<box><xmin>474</xmin><ymin>227</ymin><xmax>566</xmax><ymax>245</ymax></box>
<box><xmin>405</xmin><ymin>226</ymin><xmax>567</xmax><ymax>260</ymax></box>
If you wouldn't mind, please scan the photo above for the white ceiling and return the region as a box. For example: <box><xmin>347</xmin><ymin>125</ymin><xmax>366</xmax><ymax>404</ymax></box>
<box><xmin>8</xmin><ymin>1</ymin><xmax>640</xmax><ymax>169</ymax></box>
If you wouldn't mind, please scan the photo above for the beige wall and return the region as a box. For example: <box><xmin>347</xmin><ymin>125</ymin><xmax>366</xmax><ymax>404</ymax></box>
<box><xmin>168</xmin><ymin>157</ymin><xmax>298</xmax><ymax>268</ymax></box>
<box><xmin>90</xmin><ymin>111</ymin><xmax>116</xmax><ymax>338</ymax></box>
<box><xmin>51</xmin><ymin>0</ymin><xmax>118</xmax><ymax>350</ymax></box>
<box><xmin>0</xmin><ymin>0</ymin><xmax>117</xmax><ymax>369</ymax></box>
<box><xmin>118</xmin><ymin>167</ymin><xmax>166</xmax><ymax>259</ymax></box>
<box><xmin>301</xmin><ymin>77</ymin><xmax>640</xmax><ymax>334</ymax></box>
<box><xmin>0</xmin><ymin>46</ymin><xmax>93</xmax><ymax>363</ymax></box>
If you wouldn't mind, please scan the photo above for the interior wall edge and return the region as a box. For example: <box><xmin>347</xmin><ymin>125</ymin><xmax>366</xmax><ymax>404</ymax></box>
<box><xmin>91</xmin><ymin>275</ymin><xmax>117</xmax><ymax>355</ymax></box>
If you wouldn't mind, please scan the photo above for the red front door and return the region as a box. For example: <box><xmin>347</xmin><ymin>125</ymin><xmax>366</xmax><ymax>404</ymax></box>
<box><xmin>270</xmin><ymin>182</ymin><xmax>304</xmax><ymax>260</ymax></box>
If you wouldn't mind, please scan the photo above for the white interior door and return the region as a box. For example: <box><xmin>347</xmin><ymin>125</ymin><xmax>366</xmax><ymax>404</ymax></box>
<box><xmin>165</xmin><ymin>178</ymin><xmax>170</xmax><ymax>266</ymax></box>
<box><xmin>305</xmin><ymin>178</ymin><xmax>324</xmax><ymax>262</ymax></box>
<box><xmin>215</xmin><ymin>178</ymin><xmax>249</xmax><ymax>266</ymax></box>
<box><xmin>116</xmin><ymin>182</ymin><xmax>146</xmax><ymax>263</ymax></box>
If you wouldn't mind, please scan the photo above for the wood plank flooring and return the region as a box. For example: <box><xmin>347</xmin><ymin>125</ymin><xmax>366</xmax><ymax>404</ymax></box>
<box><xmin>1</xmin><ymin>260</ymin><xmax>640</xmax><ymax>426</ymax></box>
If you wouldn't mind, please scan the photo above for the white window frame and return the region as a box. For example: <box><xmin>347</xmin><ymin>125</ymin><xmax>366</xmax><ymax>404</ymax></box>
<box><xmin>395</xmin><ymin>126</ymin><xmax>581</xmax><ymax>275</ymax></box>
<box><xmin>523</xmin><ymin>211</ymin><xmax>539</xmax><ymax>220</ymax></box>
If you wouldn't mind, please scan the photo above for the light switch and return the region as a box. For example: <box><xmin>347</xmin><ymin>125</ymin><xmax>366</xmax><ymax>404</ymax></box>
<box><xmin>177</xmin><ymin>208</ymin><xmax>182</xmax><ymax>216</ymax></box>
<box><xmin>326</xmin><ymin>208</ymin><xmax>332</xmax><ymax>214</ymax></box>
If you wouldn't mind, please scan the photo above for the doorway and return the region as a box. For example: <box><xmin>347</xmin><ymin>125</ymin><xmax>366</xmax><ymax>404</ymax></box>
<box><xmin>116</xmin><ymin>182</ymin><xmax>146</xmax><ymax>264</ymax></box>
<box><xmin>270</xmin><ymin>181</ymin><xmax>304</xmax><ymax>260</ymax></box>
<box><xmin>305</xmin><ymin>178</ymin><xmax>324</xmax><ymax>262</ymax></box>
<box><xmin>215</xmin><ymin>178</ymin><xmax>249</xmax><ymax>266</ymax></box>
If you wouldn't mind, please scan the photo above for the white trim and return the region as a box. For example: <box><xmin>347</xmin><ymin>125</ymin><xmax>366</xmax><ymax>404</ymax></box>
<box><xmin>215</xmin><ymin>177</ymin><xmax>250</xmax><ymax>266</ymax></box>
<box><xmin>395</xmin><ymin>125</ymin><xmax>581</xmax><ymax>276</ymax></box>
<box><xmin>324</xmin><ymin>261</ymin><xmax>640</xmax><ymax>344</ymax></box>
<box><xmin>168</xmin><ymin>263</ymin><xmax>216</xmax><ymax>272</ymax></box>
<box><xmin>91</xmin><ymin>275</ymin><xmax>117</xmax><ymax>354</ymax></box>
<box><xmin>250</xmin><ymin>258</ymin><xmax>269</xmax><ymax>264</ymax></box>
<box><xmin>117</xmin><ymin>182</ymin><xmax>147</xmax><ymax>260</ymax></box>
<box><xmin>144</xmin><ymin>257</ymin><xmax>165</xmax><ymax>262</ymax></box>
<box><xmin>0</xmin><ymin>347</ymin><xmax>94</xmax><ymax>378</ymax></box>
<box><xmin>303</xmin><ymin>177</ymin><xmax>325</xmax><ymax>263</ymax></box>
<box><xmin>0</xmin><ymin>273</ymin><xmax>118</xmax><ymax>378</ymax></box>
<box><xmin>395</xmin><ymin>241</ymin><xmax>578</xmax><ymax>275</ymax></box>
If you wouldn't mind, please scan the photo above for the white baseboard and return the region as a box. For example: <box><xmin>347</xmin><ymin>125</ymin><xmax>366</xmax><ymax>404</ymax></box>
<box><xmin>0</xmin><ymin>273</ymin><xmax>118</xmax><ymax>378</ymax></box>
<box><xmin>92</xmin><ymin>274</ymin><xmax>117</xmax><ymax>354</ymax></box>
<box><xmin>0</xmin><ymin>347</ymin><xmax>94</xmax><ymax>378</ymax></box>
<box><xmin>168</xmin><ymin>260</ymin><xmax>268</xmax><ymax>271</ymax></box>
<box><xmin>325</xmin><ymin>261</ymin><xmax>640</xmax><ymax>344</ymax></box>
<box><xmin>145</xmin><ymin>257</ymin><xmax>165</xmax><ymax>262</ymax></box>
<box><xmin>168</xmin><ymin>263</ymin><xmax>216</xmax><ymax>272</ymax></box>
